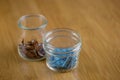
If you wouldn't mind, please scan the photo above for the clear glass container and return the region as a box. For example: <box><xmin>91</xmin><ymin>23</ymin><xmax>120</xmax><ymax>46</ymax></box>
<box><xmin>43</xmin><ymin>28</ymin><xmax>82</xmax><ymax>72</ymax></box>
<box><xmin>18</xmin><ymin>14</ymin><xmax>48</xmax><ymax>61</ymax></box>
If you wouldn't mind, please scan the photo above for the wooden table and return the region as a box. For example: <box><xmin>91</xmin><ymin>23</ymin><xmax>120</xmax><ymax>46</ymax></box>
<box><xmin>0</xmin><ymin>0</ymin><xmax>120</xmax><ymax>80</ymax></box>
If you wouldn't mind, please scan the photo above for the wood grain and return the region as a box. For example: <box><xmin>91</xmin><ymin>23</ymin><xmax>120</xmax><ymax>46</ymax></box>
<box><xmin>0</xmin><ymin>0</ymin><xmax>120</xmax><ymax>80</ymax></box>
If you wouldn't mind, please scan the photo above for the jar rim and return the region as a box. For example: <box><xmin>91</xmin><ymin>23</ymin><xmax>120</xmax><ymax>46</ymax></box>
<box><xmin>18</xmin><ymin>14</ymin><xmax>48</xmax><ymax>30</ymax></box>
<box><xmin>43</xmin><ymin>28</ymin><xmax>82</xmax><ymax>54</ymax></box>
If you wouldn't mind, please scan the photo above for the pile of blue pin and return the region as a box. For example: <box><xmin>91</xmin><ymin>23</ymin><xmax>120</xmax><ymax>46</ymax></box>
<box><xmin>48</xmin><ymin>48</ymin><xmax>78</xmax><ymax>72</ymax></box>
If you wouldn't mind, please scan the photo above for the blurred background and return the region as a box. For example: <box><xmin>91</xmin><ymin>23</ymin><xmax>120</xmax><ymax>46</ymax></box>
<box><xmin>0</xmin><ymin>0</ymin><xmax>120</xmax><ymax>80</ymax></box>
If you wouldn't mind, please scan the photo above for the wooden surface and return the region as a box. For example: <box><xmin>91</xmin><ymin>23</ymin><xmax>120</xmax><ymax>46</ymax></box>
<box><xmin>0</xmin><ymin>0</ymin><xmax>120</xmax><ymax>80</ymax></box>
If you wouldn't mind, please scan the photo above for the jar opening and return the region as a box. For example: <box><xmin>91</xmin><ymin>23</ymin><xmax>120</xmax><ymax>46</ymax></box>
<box><xmin>43</xmin><ymin>28</ymin><xmax>82</xmax><ymax>55</ymax></box>
<box><xmin>18</xmin><ymin>14</ymin><xmax>48</xmax><ymax>30</ymax></box>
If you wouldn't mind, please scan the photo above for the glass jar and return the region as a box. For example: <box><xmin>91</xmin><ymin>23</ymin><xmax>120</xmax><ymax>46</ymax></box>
<box><xmin>43</xmin><ymin>28</ymin><xmax>82</xmax><ymax>72</ymax></box>
<box><xmin>18</xmin><ymin>14</ymin><xmax>48</xmax><ymax>61</ymax></box>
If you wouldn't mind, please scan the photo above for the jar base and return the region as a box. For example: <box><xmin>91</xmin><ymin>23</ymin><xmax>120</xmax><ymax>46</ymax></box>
<box><xmin>46</xmin><ymin>63</ymin><xmax>77</xmax><ymax>72</ymax></box>
<box><xmin>18</xmin><ymin>47</ymin><xmax>45</xmax><ymax>61</ymax></box>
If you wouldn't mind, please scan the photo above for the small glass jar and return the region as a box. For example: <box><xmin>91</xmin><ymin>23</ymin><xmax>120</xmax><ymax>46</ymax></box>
<box><xmin>18</xmin><ymin>14</ymin><xmax>48</xmax><ymax>61</ymax></box>
<box><xmin>43</xmin><ymin>28</ymin><xmax>82</xmax><ymax>72</ymax></box>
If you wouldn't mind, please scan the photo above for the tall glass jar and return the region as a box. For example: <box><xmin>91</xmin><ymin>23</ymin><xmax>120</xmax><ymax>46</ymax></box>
<box><xmin>43</xmin><ymin>28</ymin><xmax>82</xmax><ymax>72</ymax></box>
<box><xmin>18</xmin><ymin>14</ymin><xmax>48</xmax><ymax>61</ymax></box>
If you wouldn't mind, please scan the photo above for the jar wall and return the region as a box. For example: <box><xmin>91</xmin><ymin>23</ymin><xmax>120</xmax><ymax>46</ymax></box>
<box><xmin>46</xmin><ymin>48</ymin><xmax>80</xmax><ymax>72</ymax></box>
